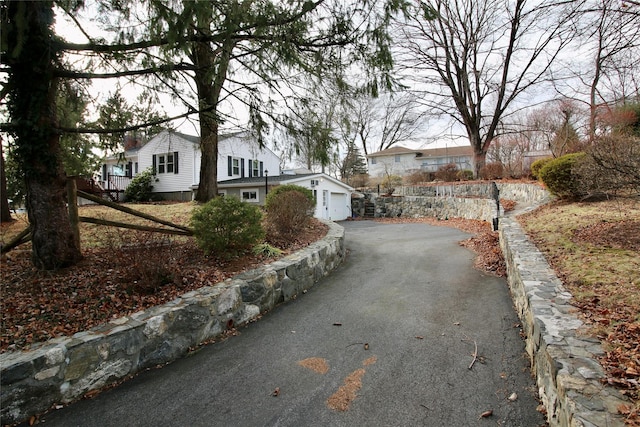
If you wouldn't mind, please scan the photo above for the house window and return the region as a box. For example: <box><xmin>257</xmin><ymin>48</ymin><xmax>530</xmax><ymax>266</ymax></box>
<box><xmin>241</xmin><ymin>189</ymin><xmax>259</xmax><ymax>203</ymax></box>
<box><xmin>228</xmin><ymin>156</ymin><xmax>245</xmax><ymax>177</ymax></box>
<box><xmin>371</xmin><ymin>158</ymin><xmax>377</xmax><ymax>165</ymax></box>
<box><xmin>232</xmin><ymin>158</ymin><xmax>240</xmax><ymax>175</ymax></box>
<box><xmin>251</xmin><ymin>160</ymin><xmax>260</xmax><ymax>177</ymax></box>
<box><xmin>153</xmin><ymin>152</ymin><xmax>179</xmax><ymax>174</ymax></box>
<box><xmin>395</xmin><ymin>155</ymin><xmax>401</xmax><ymax>163</ymax></box>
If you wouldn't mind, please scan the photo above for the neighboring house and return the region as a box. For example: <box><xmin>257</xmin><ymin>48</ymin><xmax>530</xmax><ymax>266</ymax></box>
<box><xmin>367</xmin><ymin>145</ymin><xmax>474</xmax><ymax>177</ymax></box>
<box><xmin>217</xmin><ymin>172</ymin><xmax>354</xmax><ymax>221</ymax></box>
<box><xmin>99</xmin><ymin>130</ymin><xmax>281</xmax><ymax>201</ymax></box>
<box><xmin>99</xmin><ymin>135</ymin><xmax>141</xmax><ymax>194</ymax></box>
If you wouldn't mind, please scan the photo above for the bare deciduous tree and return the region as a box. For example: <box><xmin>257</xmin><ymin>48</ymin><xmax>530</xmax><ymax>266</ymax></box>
<box><xmin>394</xmin><ymin>0</ymin><xmax>579</xmax><ymax>177</ymax></box>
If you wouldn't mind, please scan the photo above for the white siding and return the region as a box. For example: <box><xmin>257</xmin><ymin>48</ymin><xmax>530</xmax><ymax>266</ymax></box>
<box><xmin>136</xmin><ymin>131</ymin><xmax>280</xmax><ymax>195</ymax></box>
<box><xmin>217</xmin><ymin>134</ymin><xmax>280</xmax><ymax>181</ymax></box>
<box><xmin>368</xmin><ymin>153</ymin><xmax>420</xmax><ymax>177</ymax></box>
<box><xmin>137</xmin><ymin>131</ymin><xmax>198</xmax><ymax>193</ymax></box>
<box><xmin>283</xmin><ymin>175</ymin><xmax>353</xmax><ymax>221</ymax></box>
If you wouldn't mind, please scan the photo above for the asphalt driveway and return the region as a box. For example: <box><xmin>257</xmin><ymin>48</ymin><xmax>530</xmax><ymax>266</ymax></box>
<box><xmin>36</xmin><ymin>221</ymin><xmax>545</xmax><ymax>427</ymax></box>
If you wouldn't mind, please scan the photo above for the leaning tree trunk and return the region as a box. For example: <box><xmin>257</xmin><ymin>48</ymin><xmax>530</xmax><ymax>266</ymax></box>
<box><xmin>5</xmin><ymin>1</ymin><xmax>82</xmax><ymax>269</ymax></box>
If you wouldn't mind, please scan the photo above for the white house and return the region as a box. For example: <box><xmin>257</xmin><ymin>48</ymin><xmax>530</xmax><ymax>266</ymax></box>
<box><xmin>367</xmin><ymin>145</ymin><xmax>473</xmax><ymax>177</ymax></box>
<box><xmin>99</xmin><ymin>130</ymin><xmax>281</xmax><ymax>201</ymax></box>
<box><xmin>217</xmin><ymin>172</ymin><xmax>354</xmax><ymax>221</ymax></box>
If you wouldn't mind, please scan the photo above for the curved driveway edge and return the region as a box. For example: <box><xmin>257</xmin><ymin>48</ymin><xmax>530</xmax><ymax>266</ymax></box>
<box><xmin>0</xmin><ymin>220</ymin><xmax>345</xmax><ymax>426</ymax></box>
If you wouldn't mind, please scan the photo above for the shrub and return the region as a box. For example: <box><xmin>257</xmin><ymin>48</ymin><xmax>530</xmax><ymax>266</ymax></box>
<box><xmin>97</xmin><ymin>228</ymin><xmax>176</xmax><ymax>295</ymax></box>
<box><xmin>406</xmin><ymin>170</ymin><xmax>433</xmax><ymax>184</ymax></box>
<box><xmin>381</xmin><ymin>174</ymin><xmax>403</xmax><ymax>194</ymax></box>
<box><xmin>456</xmin><ymin>169</ymin><xmax>474</xmax><ymax>181</ymax></box>
<box><xmin>530</xmin><ymin>157</ymin><xmax>553</xmax><ymax>180</ymax></box>
<box><xmin>479</xmin><ymin>162</ymin><xmax>504</xmax><ymax>180</ymax></box>
<box><xmin>350</xmin><ymin>173</ymin><xmax>369</xmax><ymax>189</ymax></box>
<box><xmin>125</xmin><ymin>167</ymin><xmax>157</xmax><ymax>202</ymax></box>
<box><xmin>265</xmin><ymin>184</ymin><xmax>314</xmax><ymax>210</ymax></box>
<box><xmin>538</xmin><ymin>152</ymin><xmax>587</xmax><ymax>200</ymax></box>
<box><xmin>190</xmin><ymin>196</ymin><xmax>264</xmax><ymax>257</ymax></box>
<box><xmin>264</xmin><ymin>185</ymin><xmax>315</xmax><ymax>243</ymax></box>
<box><xmin>435</xmin><ymin>163</ymin><xmax>458</xmax><ymax>182</ymax></box>
<box><xmin>252</xmin><ymin>243</ymin><xmax>283</xmax><ymax>258</ymax></box>
<box><xmin>574</xmin><ymin>134</ymin><xmax>640</xmax><ymax>197</ymax></box>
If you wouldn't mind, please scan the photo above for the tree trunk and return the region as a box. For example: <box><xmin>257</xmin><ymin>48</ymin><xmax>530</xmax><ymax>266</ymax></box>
<box><xmin>0</xmin><ymin>143</ymin><xmax>13</xmax><ymax>223</ymax></box>
<box><xmin>5</xmin><ymin>1</ymin><xmax>82</xmax><ymax>269</ymax></box>
<box><xmin>191</xmin><ymin>31</ymin><xmax>233</xmax><ymax>202</ymax></box>
<box><xmin>472</xmin><ymin>148</ymin><xmax>487</xmax><ymax>179</ymax></box>
<box><xmin>195</xmin><ymin>125</ymin><xmax>219</xmax><ymax>202</ymax></box>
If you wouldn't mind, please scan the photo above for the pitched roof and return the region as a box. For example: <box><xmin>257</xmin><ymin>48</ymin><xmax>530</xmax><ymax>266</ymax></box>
<box><xmin>217</xmin><ymin>173</ymin><xmax>353</xmax><ymax>191</ymax></box>
<box><xmin>367</xmin><ymin>145</ymin><xmax>473</xmax><ymax>158</ymax></box>
<box><xmin>415</xmin><ymin>145</ymin><xmax>473</xmax><ymax>158</ymax></box>
<box><xmin>218</xmin><ymin>173</ymin><xmax>316</xmax><ymax>187</ymax></box>
<box><xmin>367</xmin><ymin>146</ymin><xmax>419</xmax><ymax>157</ymax></box>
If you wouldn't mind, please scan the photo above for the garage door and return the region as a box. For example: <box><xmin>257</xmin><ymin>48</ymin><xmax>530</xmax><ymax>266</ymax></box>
<box><xmin>330</xmin><ymin>192</ymin><xmax>349</xmax><ymax>220</ymax></box>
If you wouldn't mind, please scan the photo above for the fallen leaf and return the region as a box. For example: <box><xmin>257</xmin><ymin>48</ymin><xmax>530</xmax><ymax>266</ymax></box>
<box><xmin>454</xmin><ymin>322</ymin><xmax>461</xmax><ymax>326</ymax></box>
<box><xmin>333</xmin><ymin>322</ymin><xmax>342</xmax><ymax>326</ymax></box>
<box><xmin>508</xmin><ymin>392</ymin><xmax>518</xmax><ymax>401</ymax></box>
<box><xmin>272</xmin><ymin>387</ymin><xmax>280</xmax><ymax>397</ymax></box>
<box><xmin>415</xmin><ymin>336</ymin><xmax>424</xmax><ymax>340</ymax></box>
<box><xmin>363</xmin><ymin>343</ymin><xmax>369</xmax><ymax>350</ymax></box>
<box><xmin>479</xmin><ymin>410</ymin><xmax>493</xmax><ymax>418</ymax></box>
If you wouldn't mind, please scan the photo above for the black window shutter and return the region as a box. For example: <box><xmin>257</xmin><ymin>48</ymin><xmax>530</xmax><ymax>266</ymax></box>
<box><xmin>241</xmin><ymin>158</ymin><xmax>245</xmax><ymax>177</ymax></box>
<box><xmin>152</xmin><ymin>154</ymin><xmax>157</xmax><ymax>175</ymax></box>
<box><xmin>248</xmin><ymin>160</ymin><xmax>252</xmax><ymax>177</ymax></box>
<box><xmin>102</xmin><ymin>164</ymin><xmax>107</xmax><ymax>181</ymax></box>
<box><xmin>227</xmin><ymin>156</ymin><xmax>232</xmax><ymax>176</ymax></box>
<box><xmin>174</xmin><ymin>151</ymin><xmax>179</xmax><ymax>174</ymax></box>
<box><xmin>260</xmin><ymin>161</ymin><xmax>264</xmax><ymax>177</ymax></box>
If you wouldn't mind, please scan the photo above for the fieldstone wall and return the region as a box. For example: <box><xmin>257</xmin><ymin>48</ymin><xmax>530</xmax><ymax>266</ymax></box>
<box><xmin>500</xmin><ymin>216</ymin><xmax>629</xmax><ymax>427</ymax></box>
<box><xmin>0</xmin><ymin>221</ymin><xmax>345</xmax><ymax>426</ymax></box>
<box><xmin>371</xmin><ymin>195</ymin><xmax>499</xmax><ymax>223</ymax></box>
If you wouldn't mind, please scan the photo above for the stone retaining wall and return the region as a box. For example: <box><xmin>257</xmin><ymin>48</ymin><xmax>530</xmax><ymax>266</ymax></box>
<box><xmin>0</xmin><ymin>221</ymin><xmax>345</xmax><ymax>426</ymax></box>
<box><xmin>371</xmin><ymin>194</ymin><xmax>499</xmax><ymax>223</ymax></box>
<box><xmin>500</xmin><ymin>216</ymin><xmax>628</xmax><ymax>427</ymax></box>
<box><xmin>396</xmin><ymin>182</ymin><xmax>549</xmax><ymax>204</ymax></box>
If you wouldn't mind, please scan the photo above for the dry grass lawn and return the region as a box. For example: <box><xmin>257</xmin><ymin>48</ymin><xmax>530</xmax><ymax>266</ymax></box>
<box><xmin>519</xmin><ymin>197</ymin><xmax>640</xmax><ymax>424</ymax></box>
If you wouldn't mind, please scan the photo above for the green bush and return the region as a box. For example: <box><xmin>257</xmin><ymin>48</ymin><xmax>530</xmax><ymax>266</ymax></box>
<box><xmin>530</xmin><ymin>157</ymin><xmax>553</xmax><ymax>180</ymax></box>
<box><xmin>190</xmin><ymin>196</ymin><xmax>264</xmax><ymax>257</ymax></box>
<box><xmin>538</xmin><ymin>152</ymin><xmax>587</xmax><ymax>200</ymax></box>
<box><xmin>125</xmin><ymin>168</ymin><xmax>157</xmax><ymax>202</ymax></box>
<box><xmin>264</xmin><ymin>185</ymin><xmax>315</xmax><ymax>245</ymax></box>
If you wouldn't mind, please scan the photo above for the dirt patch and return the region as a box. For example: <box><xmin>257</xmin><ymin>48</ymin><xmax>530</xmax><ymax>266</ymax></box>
<box><xmin>298</xmin><ymin>357</ymin><xmax>330</xmax><ymax>374</ymax></box>
<box><xmin>326</xmin><ymin>368</ymin><xmax>366</xmax><ymax>412</ymax></box>
<box><xmin>363</xmin><ymin>355</ymin><xmax>377</xmax><ymax>366</ymax></box>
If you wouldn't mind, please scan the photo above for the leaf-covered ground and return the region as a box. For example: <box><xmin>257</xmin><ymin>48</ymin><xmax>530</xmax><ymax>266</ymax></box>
<box><xmin>519</xmin><ymin>198</ymin><xmax>640</xmax><ymax>425</ymax></box>
<box><xmin>0</xmin><ymin>206</ymin><xmax>328</xmax><ymax>353</ymax></box>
